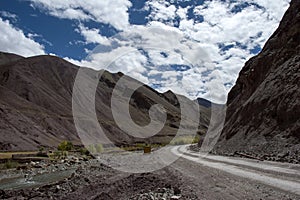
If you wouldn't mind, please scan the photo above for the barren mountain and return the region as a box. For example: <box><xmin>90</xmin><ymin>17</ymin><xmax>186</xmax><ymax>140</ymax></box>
<box><xmin>0</xmin><ymin>52</ymin><xmax>210</xmax><ymax>151</ymax></box>
<box><xmin>215</xmin><ymin>0</ymin><xmax>300</xmax><ymax>162</ymax></box>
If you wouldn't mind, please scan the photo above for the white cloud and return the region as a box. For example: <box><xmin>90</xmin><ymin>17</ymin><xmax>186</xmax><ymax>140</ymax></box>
<box><xmin>147</xmin><ymin>50</ymin><xmax>186</xmax><ymax>66</ymax></box>
<box><xmin>65</xmin><ymin>0</ymin><xmax>291</xmax><ymax>104</ymax></box>
<box><xmin>193</xmin><ymin>1</ymin><xmax>276</xmax><ymax>46</ymax></box>
<box><xmin>0</xmin><ymin>11</ymin><xmax>18</xmax><ymax>22</ymax></box>
<box><xmin>0</xmin><ymin>18</ymin><xmax>45</xmax><ymax>57</ymax></box>
<box><xmin>30</xmin><ymin>0</ymin><xmax>132</xmax><ymax>30</ymax></box>
<box><xmin>250</xmin><ymin>0</ymin><xmax>290</xmax><ymax>20</ymax></box>
<box><xmin>176</xmin><ymin>6</ymin><xmax>189</xmax><ymax>20</ymax></box>
<box><xmin>76</xmin><ymin>24</ymin><xmax>111</xmax><ymax>45</ymax></box>
<box><xmin>191</xmin><ymin>0</ymin><xmax>288</xmax><ymax>85</ymax></box>
<box><xmin>27</xmin><ymin>32</ymin><xmax>53</xmax><ymax>47</ymax></box>
<box><xmin>147</xmin><ymin>0</ymin><xmax>177</xmax><ymax>23</ymax></box>
<box><xmin>49</xmin><ymin>8</ymin><xmax>92</xmax><ymax>21</ymax></box>
<box><xmin>66</xmin><ymin>23</ymin><xmax>226</xmax><ymax>102</ymax></box>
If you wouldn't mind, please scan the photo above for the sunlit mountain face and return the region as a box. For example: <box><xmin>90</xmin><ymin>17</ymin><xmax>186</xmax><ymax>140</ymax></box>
<box><xmin>0</xmin><ymin>0</ymin><xmax>291</xmax><ymax>103</ymax></box>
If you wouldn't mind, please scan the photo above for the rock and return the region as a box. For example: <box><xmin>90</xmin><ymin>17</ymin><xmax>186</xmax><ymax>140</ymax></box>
<box><xmin>157</xmin><ymin>188</ymin><xmax>166</xmax><ymax>193</ymax></box>
<box><xmin>84</xmin><ymin>177</ymin><xmax>90</xmax><ymax>183</ymax></box>
<box><xmin>277</xmin><ymin>153</ymin><xmax>286</xmax><ymax>158</ymax></box>
<box><xmin>83</xmin><ymin>157</ymin><xmax>88</xmax><ymax>161</ymax></box>
<box><xmin>55</xmin><ymin>185</ymin><xmax>61</xmax><ymax>192</ymax></box>
<box><xmin>215</xmin><ymin>0</ymin><xmax>300</xmax><ymax>159</ymax></box>
<box><xmin>173</xmin><ymin>187</ymin><xmax>181</xmax><ymax>195</ymax></box>
<box><xmin>32</xmin><ymin>164</ymin><xmax>43</xmax><ymax>168</ymax></box>
<box><xmin>171</xmin><ymin>195</ymin><xmax>181</xmax><ymax>200</ymax></box>
<box><xmin>17</xmin><ymin>165</ymin><xmax>28</xmax><ymax>170</ymax></box>
<box><xmin>0</xmin><ymin>189</ymin><xmax>5</xmax><ymax>196</ymax></box>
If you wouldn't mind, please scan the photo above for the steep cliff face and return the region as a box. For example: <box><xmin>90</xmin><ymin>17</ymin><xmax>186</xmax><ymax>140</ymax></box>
<box><xmin>215</xmin><ymin>0</ymin><xmax>300</xmax><ymax>162</ymax></box>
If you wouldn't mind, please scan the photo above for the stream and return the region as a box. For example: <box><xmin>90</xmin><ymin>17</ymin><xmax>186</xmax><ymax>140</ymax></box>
<box><xmin>0</xmin><ymin>168</ymin><xmax>75</xmax><ymax>190</ymax></box>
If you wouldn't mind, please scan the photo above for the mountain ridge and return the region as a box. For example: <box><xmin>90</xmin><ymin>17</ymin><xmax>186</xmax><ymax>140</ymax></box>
<box><xmin>0</xmin><ymin>52</ymin><xmax>211</xmax><ymax>150</ymax></box>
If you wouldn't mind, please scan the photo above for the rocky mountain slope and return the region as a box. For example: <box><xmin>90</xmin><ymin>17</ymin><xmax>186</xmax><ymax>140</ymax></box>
<box><xmin>215</xmin><ymin>0</ymin><xmax>300</xmax><ymax>162</ymax></box>
<box><xmin>0</xmin><ymin>52</ymin><xmax>210</xmax><ymax>151</ymax></box>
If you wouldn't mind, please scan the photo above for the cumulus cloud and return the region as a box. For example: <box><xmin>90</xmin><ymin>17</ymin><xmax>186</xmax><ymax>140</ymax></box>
<box><xmin>146</xmin><ymin>0</ymin><xmax>177</xmax><ymax>24</ymax></box>
<box><xmin>65</xmin><ymin>23</ymin><xmax>224</xmax><ymax>102</ymax></box>
<box><xmin>65</xmin><ymin>0</ymin><xmax>290</xmax><ymax>103</ymax></box>
<box><xmin>76</xmin><ymin>24</ymin><xmax>111</xmax><ymax>45</ymax></box>
<box><xmin>0</xmin><ymin>18</ymin><xmax>45</xmax><ymax>57</ymax></box>
<box><xmin>186</xmin><ymin>0</ymin><xmax>290</xmax><ymax>87</ymax></box>
<box><xmin>176</xmin><ymin>6</ymin><xmax>189</xmax><ymax>20</ymax></box>
<box><xmin>30</xmin><ymin>0</ymin><xmax>132</xmax><ymax>30</ymax></box>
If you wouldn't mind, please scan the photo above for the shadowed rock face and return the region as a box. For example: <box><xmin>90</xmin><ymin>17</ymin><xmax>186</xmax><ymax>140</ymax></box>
<box><xmin>215</xmin><ymin>0</ymin><xmax>300</xmax><ymax>158</ymax></box>
<box><xmin>0</xmin><ymin>52</ymin><xmax>210</xmax><ymax>151</ymax></box>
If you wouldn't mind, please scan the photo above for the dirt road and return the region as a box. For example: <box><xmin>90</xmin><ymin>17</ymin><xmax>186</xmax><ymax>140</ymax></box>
<box><xmin>167</xmin><ymin>145</ymin><xmax>300</xmax><ymax>199</ymax></box>
<box><xmin>1</xmin><ymin>146</ymin><xmax>300</xmax><ymax>199</ymax></box>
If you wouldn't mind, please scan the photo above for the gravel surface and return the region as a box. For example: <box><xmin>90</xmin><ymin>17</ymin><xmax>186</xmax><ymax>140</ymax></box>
<box><xmin>0</xmin><ymin>147</ymin><xmax>299</xmax><ymax>199</ymax></box>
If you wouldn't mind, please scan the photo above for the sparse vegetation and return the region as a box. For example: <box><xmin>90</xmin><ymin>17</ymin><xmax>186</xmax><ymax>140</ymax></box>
<box><xmin>0</xmin><ymin>160</ymin><xmax>19</xmax><ymax>170</ymax></box>
<box><xmin>79</xmin><ymin>148</ymin><xmax>91</xmax><ymax>156</ymax></box>
<box><xmin>119</xmin><ymin>137</ymin><xmax>200</xmax><ymax>152</ymax></box>
<box><xmin>87</xmin><ymin>144</ymin><xmax>103</xmax><ymax>154</ymax></box>
<box><xmin>47</xmin><ymin>141</ymin><xmax>74</xmax><ymax>159</ymax></box>
<box><xmin>36</xmin><ymin>147</ymin><xmax>48</xmax><ymax>157</ymax></box>
<box><xmin>50</xmin><ymin>151</ymin><xmax>64</xmax><ymax>159</ymax></box>
<box><xmin>169</xmin><ymin>135</ymin><xmax>200</xmax><ymax>146</ymax></box>
<box><xmin>0</xmin><ymin>152</ymin><xmax>38</xmax><ymax>159</ymax></box>
<box><xmin>121</xmin><ymin>146</ymin><xmax>142</xmax><ymax>151</ymax></box>
<box><xmin>57</xmin><ymin>141</ymin><xmax>74</xmax><ymax>151</ymax></box>
<box><xmin>38</xmin><ymin>146</ymin><xmax>45</xmax><ymax>152</ymax></box>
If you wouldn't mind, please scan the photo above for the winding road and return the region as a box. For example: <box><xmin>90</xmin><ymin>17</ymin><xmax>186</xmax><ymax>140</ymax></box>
<box><xmin>169</xmin><ymin>145</ymin><xmax>300</xmax><ymax>199</ymax></box>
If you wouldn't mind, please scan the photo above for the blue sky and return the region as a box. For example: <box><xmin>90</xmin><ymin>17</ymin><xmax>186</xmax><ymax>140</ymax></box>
<box><xmin>0</xmin><ymin>0</ymin><xmax>290</xmax><ymax>103</ymax></box>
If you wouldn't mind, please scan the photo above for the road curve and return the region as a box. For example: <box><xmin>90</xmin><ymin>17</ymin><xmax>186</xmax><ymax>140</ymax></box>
<box><xmin>171</xmin><ymin>145</ymin><xmax>300</xmax><ymax>196</ymax></box>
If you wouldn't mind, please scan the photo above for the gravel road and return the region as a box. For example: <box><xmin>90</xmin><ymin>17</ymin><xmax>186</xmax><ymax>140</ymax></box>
<box><xmin>1</xmin><ymin>145</ymin><xmax>299</xmax><ymax>199</ymax></box>
<box><xmin>168</xmin><ymin>145</ymin><xmax>300</xmax><ymax>199</ymax></box>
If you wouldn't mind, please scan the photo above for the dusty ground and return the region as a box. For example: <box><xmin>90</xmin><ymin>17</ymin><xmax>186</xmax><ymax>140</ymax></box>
<box><xmin>1</xmin><ymin>146</ymin><xmax>299</xmax><ymax>200</ymax></box>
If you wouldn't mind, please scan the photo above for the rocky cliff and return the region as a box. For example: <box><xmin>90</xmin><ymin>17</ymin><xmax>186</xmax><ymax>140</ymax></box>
<box><xmin>215</xmin><ymin>0</ymin><xmax>300</xmax><ymax>162</ymax></box>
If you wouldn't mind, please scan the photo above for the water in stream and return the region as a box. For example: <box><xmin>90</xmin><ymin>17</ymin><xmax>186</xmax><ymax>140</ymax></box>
<box><xmin>0</xmin><ymin>169</ymin><xmax>75</xmax><ymax>190</ymax></box>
